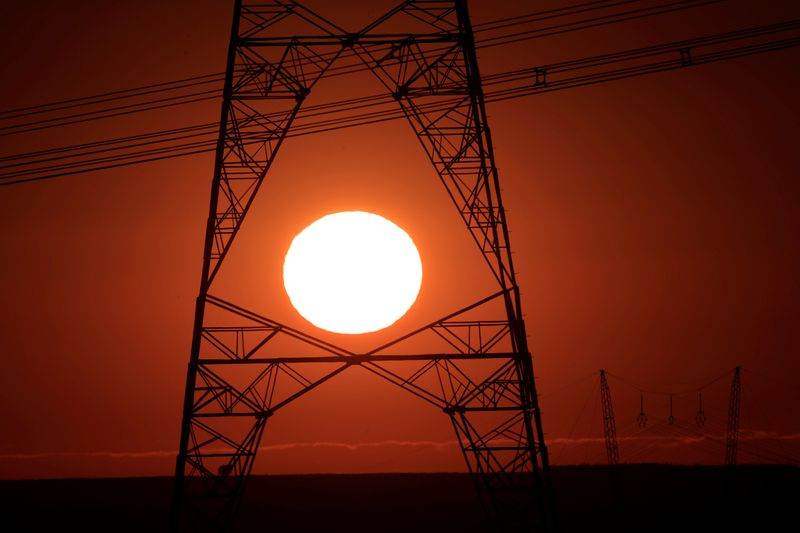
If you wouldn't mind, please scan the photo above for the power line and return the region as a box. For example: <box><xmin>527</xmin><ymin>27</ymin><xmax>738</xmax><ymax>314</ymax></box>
<box><xmin>0</xmin><ymin>122</ymin><xmax>218</xmax><ymax>164</ymax></box>
<box><xmin>478</xmin><ymin>0</ymin><xmax>726</xmax><ymax>49</ymax></box>
<box><xmin>473</xmin><ymin>0</ymin><xmax>639</xmax><ymax>33</ymax></box>
<box><xmin>0</xmin><ymin>0</ymin><xmax>717</xmax><ymax>129</ymax></box>
<box><xmin>605</xmin><ymin>368</ymin><xmax>735</xmax><ymax>396</ymax></box>
<box><xmin>0</xmin><ymin>91</ymin><xmax>219</xmax><ymax>138</ymax></box>
<box><xmin>0</xmin><ymin>71</ymin><xmax>226</xmax><ymax>119</ymax></box>
<box><xmin>2</xmin><ymin>16</ymin><xmax>798</xmax><ymax>186</ymax></box>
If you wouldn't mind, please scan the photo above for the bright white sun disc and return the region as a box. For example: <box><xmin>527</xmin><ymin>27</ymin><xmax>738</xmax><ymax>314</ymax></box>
<box><xmin>283</xmin><ymin>211</ymin><xmax>423</xmax><ymax>334</ymax></box>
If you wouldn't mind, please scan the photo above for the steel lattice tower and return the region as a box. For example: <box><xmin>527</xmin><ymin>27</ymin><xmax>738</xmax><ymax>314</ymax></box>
<box><xmin>725</xmin><ymin>366</ymin><xmax>742</xmax><ymax>465</ymax></box>
<box><xmin>599</xmin><ymin>369</ymin><xmax>619</xmax><ymax>465</ymax></box>
<box><xmin>172</xmin><ymin>1</ymin><xmax>553</xmax><ymax>530</ymax></box>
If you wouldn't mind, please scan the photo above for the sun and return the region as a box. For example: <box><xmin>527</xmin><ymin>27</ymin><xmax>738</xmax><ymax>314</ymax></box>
<box><xmin>283</xmin><ymin>211</ymin><xmax>423</xmax><ymax>334</ymax></box>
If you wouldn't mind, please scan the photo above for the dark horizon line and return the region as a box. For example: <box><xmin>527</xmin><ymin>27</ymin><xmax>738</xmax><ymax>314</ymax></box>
<box><xmin>3</xmin><ymin>462</ymin><xmax>798</xmax><ymax>483</ymax></box>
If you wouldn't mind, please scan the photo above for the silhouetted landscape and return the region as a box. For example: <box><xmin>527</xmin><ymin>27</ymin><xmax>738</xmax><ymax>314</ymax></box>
<box><xmin>1</xmin><ymin>464</ymin><xmax>797</xmax><ymax>532</ymax></box>
<box><xmin>2</xmin><ymin>2</ymin><xmax>799</xmax><ymax>532</ymax></box>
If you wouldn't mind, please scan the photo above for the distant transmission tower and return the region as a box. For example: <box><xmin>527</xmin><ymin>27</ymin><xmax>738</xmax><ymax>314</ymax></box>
<box><xmin>695</xmin><ymin>391</ymin><xmax>706</xmax><ymax>427</ymax></box>
<box><xmin>636</xmin><ymin>392</ymin><xmax>647</xmax><ymax>428</ymax></box>
<box><xmin>599</xmin><ymin>370</ymin><xmax>619</xmax><ymax>465</ymax></box>
<box><xmin>725</xmin><ymin>366</ymin><xmax>742</xmax><ymax>465</ymax></box>
<box><xmin>171</xmin><ymin>1</ymin><xmax>554</xmax><ymax>531</ymax></box>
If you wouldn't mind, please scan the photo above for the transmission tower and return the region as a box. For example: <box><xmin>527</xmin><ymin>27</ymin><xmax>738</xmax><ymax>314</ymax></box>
<box><xmin>636</xmin><ymin>392</ymin><xmax>647</xmax><ymax>428</ymax></box>
<box><xmin>171</xmin><ymin>1</ymin><xmax>554</xmax><ymax>531</ymax></box>
<box><xmin>695</xmin><ymin>391</ymin><xmax>706</xmax><ymax>427</ymax></box>
<box><xmin>725</xmin><ymin>366</ymin><xmax>742</xmax><ymax>465</ymax></box>
<box><xmin>668</xmin><ymin>394</ymin><xmax>675</xmax><ymax>425</ymax></box>
<box><xmin>599</xmin><ymin>370</ymin><xmax>619</xmax><ymax>465</ymax></box>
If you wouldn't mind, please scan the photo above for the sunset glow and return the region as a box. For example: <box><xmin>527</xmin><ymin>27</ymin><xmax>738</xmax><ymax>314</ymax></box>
<box><xmin>283</xmin><ymin>211</ymin><xmax>423</xmax><ymax>334</ymax></box>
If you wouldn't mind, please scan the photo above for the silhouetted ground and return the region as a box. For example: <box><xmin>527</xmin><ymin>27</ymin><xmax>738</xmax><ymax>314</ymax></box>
<box><xmin>1</xmin><ymin>465</ymin><xmax>797</xmax><ymax>532</ymax></box>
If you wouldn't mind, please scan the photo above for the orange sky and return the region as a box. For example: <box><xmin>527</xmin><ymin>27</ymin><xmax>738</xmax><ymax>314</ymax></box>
<box><xmin>1</xmin><ymin>0</ymin><xmax>799</xmax><ymax>479</ymax></box>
